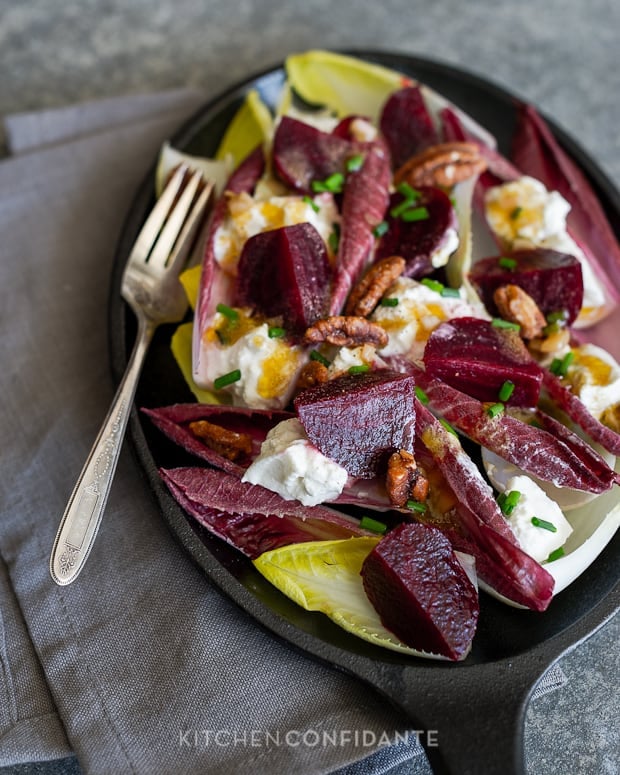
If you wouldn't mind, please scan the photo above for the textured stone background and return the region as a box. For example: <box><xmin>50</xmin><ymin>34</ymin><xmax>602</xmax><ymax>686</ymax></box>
<box><xmin>1</xmin><ymin>1</ymin><xmax>618</xmax><ymax>774</ymax></box>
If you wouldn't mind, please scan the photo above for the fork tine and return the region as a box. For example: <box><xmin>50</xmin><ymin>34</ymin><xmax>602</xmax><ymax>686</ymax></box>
<box><xmin>164</xmin><ymin>177</ymin><xmax>214</xmax><ymax>273</ymax></box>
<box><xmin>127</xmin><ymin>164</ymin><xmax>188</xmax><ymax>265</ymax></box>
<box><xmin>148</xmin><ymin>169</ymin><xmax>204</xmax><ymax>270</ymax></box>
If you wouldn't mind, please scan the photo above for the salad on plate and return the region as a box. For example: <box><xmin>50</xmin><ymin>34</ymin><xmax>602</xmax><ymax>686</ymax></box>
<box><xmin>142</xmin><ymin>51</ymin><xmax>620</xmax><ymax>661</ymax></box>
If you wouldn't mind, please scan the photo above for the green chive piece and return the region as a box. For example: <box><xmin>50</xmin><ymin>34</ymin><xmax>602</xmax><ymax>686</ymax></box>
<box><xmin>310</xmin><ymin>350</ymin><xmax>331</xmax><ymax>368</ymax></box>
<box><xmin>380</xmin><ymin>297</ymin><xmax>399</xmax><ymax>307</ymax></box>
<box><xmin>421</xmin><ymin>278</ymin><xmax>445</xmax><ymax>294</ymax></box>
<box><xmin>396</xmin><ymin>182</ymin><xmax>421</xmax><ymax>200</ymax></box>
<box><xmin>415</xmin><ymin>386</ymin><xmax>429</xmax><ymax>405</ymax></box>
<box><xmin>550</xmin><ymin>350</ymin><xmax>575</xmax><ymax>377</ymax></box>
<box><xmin>544</xmin><ymin>547</ymin><xmax>565</xmax><ymax>563</ymax></box>
<box><xmin>311</xmin><ymin>172</ymin><xmax>345</xmax><ymax>194</ymax></box>
<box><xmin>302</xmin><ymin>195</ymin><xmax>320</xmax><ymax>213</ymax></box>
<box><xmin>406</xmin><ymin>500</ymin><xmax>427</xmax><ymax>513</ymax></box>
<box><xmin>491</xmin><ymin>317</ymin><xmax>521</xmax><ymax>331</ymax></box>
<box><xmin>498</xmin><ymin>380</ymin><xmax>515</xmax><ymax>402</ymax></box>
<box><xmin>440</xmin><ymin>287</ymin><xmax>460</xmax><ymax>298</ymax></box>
<box><xmin>439</xmin><ymin>418</ymin><xmax>458</xmax><ymax>436</ymax></box>
<box><xmin>373</xmin><ymin>220</ymin><xmax>389</xmax><ymax>237</ymax></box>
<box><xmin>346</xmin><ymin>154</ymin><xmax>364</xmax><ymax>173</ymax></box>
<box><xmin>531</xmin><ymin>516</ymin><xmax>558</xmax><ymax>533</ymax></box>
<box><xmin>499</xmin><ymin>489</ymin><xmax>521</xmax><ymax>516</ymax></box>
<box><xmin>546</xmin><ymin>310</ymin><xmax>569</xmax><ymax>324</ymax></box>
<box><xmin>487</xmin><ymin>402</ymin><xmax>505</xmax><ymax>418</ymax></box>
<box><xmin>401</xmin><ymin>206</ymin><xmax>430</xmax><ymax>222</ymax></box>
<box><xmin>360</xmin><ymin>515</ymin><xmax>387</xmax><ymax>534</ymax></box>
<box><xmin>543</xmin><ymin>321</ymin><xmax>563</xmax><ymax>336</ymax></box>
<box><xmin>348</xmin><ymin>364</ymin><xmax>370</xmax><ymax>375</ymax></box>
<box><xmin>510</xmin><ymin>206</ymin><xmax>523</xmax><ymax>220</ymax></box>
<box><xmin>390</xmin><ymin>199</ymin><xmax>413</xmax><ymax>218</ymax></box>
<box><xmin>213</xmin><ymin>369</ymin><xmax>241</xmax><ymax>390</ymax></box>
<box><xmin>216</xmin><ymin>303</ymin><xmax>239</xmax><ymax>321</ymax></box>
<box><xmin>268</xmin><ymin>326</ymin><xmax>286</xmax><ymax>338</ymax></box>
<box><xmin>498</xmin><ymin>256</ymin><xmax>518</xmax><ymax>270</ymax></box>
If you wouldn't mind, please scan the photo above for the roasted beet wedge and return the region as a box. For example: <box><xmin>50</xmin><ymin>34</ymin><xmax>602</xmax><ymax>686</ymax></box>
<box><xmin>361</xmin><ymin>523</ymin><xmax>479</xmax><ymax>660</ymax></box>
<box><xmin>234</xmin><ymin>222</ymin><xmax>332</xmax><ymax>333</ymax></box>
<box><xmin>423</xmin><ymin>317</ymin><xmax>543</xmax><ymax>407</ymax></box>
<box><xmin>375</xmin><ymin>186</ymin><xmax>457</xmax><ymax>278</ymax></box>
<box><xmin>294</xmin><ymin>370</ymin><xmax>416</xmax><ymax>478</ymax></box>
<box><xmin>272</xmin><ymin>116</ymin><xmax>353</xmax><ymax>194</ymax></box>
<box><xmin>469</xmin><ymin>248</ymin><xmax>584</xmax><ymax>324</ymax></box>
<box><xmin>379</xmin><ymin>86</ymin><xmax>439</xmax><ymax>169</ymax></box>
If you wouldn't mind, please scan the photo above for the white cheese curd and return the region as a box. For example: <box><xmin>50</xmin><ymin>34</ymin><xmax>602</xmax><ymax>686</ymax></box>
<box><xmin>213</xmin><ymin>191</ymin><xmax>340</xmax><ymax>272</ymax></box>
<box><xmin>564</xmin><ymin>344</ymin><xmax>620</xmax><ymax>420</ymax></box>
<box><xmin>327</xmin><ymin>345</ymin><xmax>375</xmax><ymax>377</ymax></box>
<box><xmin>242</xmin><ymin>418</ymin><xmax>348</xmax><ymax>506</ymax></box>
<box><xmin>205</xmin><ymin>321</ymin><xmax>302</xmax><ymax>410</ymax></box>
<box><xmin>370</xmin><ymin>277</ymin><xmax>490</xmax><ymax>360</ymax></box>
<box><xmin>498</xmin><ymin>475</ymin><xmax>573</xmax><ymax>563</ymax></box>
<box><xmin>430</xmin><ymin>227</ymin><xmax>459</xmax><ymax>269</ymax></box>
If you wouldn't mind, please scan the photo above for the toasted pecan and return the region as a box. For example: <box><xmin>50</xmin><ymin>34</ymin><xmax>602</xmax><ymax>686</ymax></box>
<box><xmin>493</xmin><ymin>284</ymin><xmax>547</xmax><ymax>340</ymax></box>
<box><xmin>189</xmin><ymin>420</ymin><xmax>253</xmax><ymax>461</ymax></box>
<box><xmin>304</xmin><ymin>316</ymin><xmax>388</xmax><ymax>349</ymax></box>
<box><xmin>394</xmin><ymin>141</ymin><xmax>487</xmax><ymax>189</ymax></box>
<box><xmin>386</xmin><ymin>449</ymin><xmax>430</xmax><ymax>508</ymax></box>
<box><xmin>345</xmin><ymin>256</ymin><xmax>406</xmax><ymax>317</ymax></box>
<box><xmin>295</xmin><ymin>360</ymin><xmax>330</xmax><ymax>391</ymax></box>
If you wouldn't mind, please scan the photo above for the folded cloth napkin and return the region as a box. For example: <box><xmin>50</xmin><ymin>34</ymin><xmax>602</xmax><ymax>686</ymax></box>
<box><xmin>0</xmin><ymin>88</ymin><xmax>431</xmax><ymax>775</ymax></box>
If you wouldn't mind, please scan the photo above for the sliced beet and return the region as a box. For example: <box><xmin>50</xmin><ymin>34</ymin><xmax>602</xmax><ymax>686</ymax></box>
<box><xmin>375</xmin><ymin>186</ymin><xmax>457</xmax><ymax>278</ymax></box>
<box><xmin>468</xmin><ymin>248</ymin><xmax>584</xmax><ymax>324</ymax></box>
<box><xmin>294</xmin><ymin>370</ymin><xmax>416</xmax><ymax>478</ymax></box>
<box><xmin>272</xmin><ymin>116</ymin><xmax>354</xmax><ymax>193</ymax></box>
<box><xmin>234</xmin><ymin>222</ymin><xmax>332</xmax><ymax>333</ymax></box>
<box><xmin>379</xmin><ymin>86</ymin><xmax>439</xmax><ymax>169</ymax></box>
<box><xmin>423</xmin><ymin>317</ymin><xmax>543</xmax><ymax>406</ymax></box>
<box><xmin>361</xmin><ymin>523</ymin><xmax>479</xmax><ymax>660</ymax></box>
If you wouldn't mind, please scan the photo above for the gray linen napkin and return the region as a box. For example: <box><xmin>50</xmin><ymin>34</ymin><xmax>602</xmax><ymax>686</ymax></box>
<box><xmin>0</xmin><ymin>89</ymin><xmax>431</xmax><ymax>775</ymax></box>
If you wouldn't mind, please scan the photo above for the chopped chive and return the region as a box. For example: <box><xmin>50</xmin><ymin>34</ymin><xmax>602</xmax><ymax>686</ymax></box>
<box><xmin>498</xmin><ymin>489</ymin><xmax>521</xmax><ymax>516</ymax></box>
<box><xmin>544</xmin><ymin>547</ymin><xmax>565</xmax><ymax>563</ymax></box>
<box><xmin>390</xmin><ymin>199</ymin><xmax>413</xmax><ymax>218</ymax></box>
<box><xmin>439</xmin><ymin>418</ymin><xmax>458</xmax><ymax>436</ymax></box>
<box><xmin>373</xmin><ymin>220</ymin><xmax>389</xmax><ymax>237</ymax></box>
<box><xmin>346</xmin><ymin>154</ymin><xmax>364</xmax><ymax>173</ymax></box>
<box><xmin>348</xmin><ymin>364</ymin><xmax>370</xmax><ymax>375</ymax></box>
<box><xmin>498</xmin><ymin>256</ymin><xmax>518</xmax><ymax>270</ymax></box>
<box><xmin>421</xmin><ymin>278</ymin><xmax>445</xmax><ymax>293</ymax></box>
<box><xmin>302</xmin><ymin>195</ymin><xmax>320</xmax><ymax>213</ymax></box>
<box><xmin>415</xmin><ymin>386</ymin><xmax>429</xmax><ymax>405</ymax></box>
<box><xmin>268</xmin><ymin>326</ymin><xmax>286</xmax><ymax>338</ymax></box>
<box><xmin>546</xmin><ymin>310</ymin><xmax>569</xmax><ymax>324</ymax></box>
<box><xmin>213</xmin><ymin>369</ymin><xmax>241</xmax><ymax>390</ymax></box>
<box><xmin>328</xmin><ymin>229</ymin><xmax>340</xmax><ymax>253</ymax></box>
<box><xmin>510</xmin><ymin>206</ymin><xmax>523</xmax><ymax>220</ymax></box>
<box><xmin>498</xmin><ymin>380</ymin><xmax>515</xmax><ymax>402</ymax></box>
<box><xmin>491</xmin><ymin>317</ymin><xmax>521</xmax><ymax>332</ymax></box>
<box><xmin>401</xmin><ymin>206</ymin><xmax>430</xmax><ymax>222</ymax></box>
<box><xmin>487</xmin><ymin>402</ymin><xmax>505</xmax><ymax>418</ymax></box>
<box><xmin>543</xmin><ymin>320</ymin><xmax>563</xmax><ymax>336</ymax></box>
<box><xmin>310</xmin><ymin>350</ymin><xmax>331</xmax><ymax>368</ymax></box>
<box><xmin>440</xmin><ymin>287</ymin><xmax>460</xmax><ymax>298</ymax></box>
<box><xmin>550</xmin><ymin>351</ymin><xmax>575</xmax><ymax>377</ymax></box>
<box><xmin>216</xmin><ymin>303</ymin><xmax>239</xmax><ymax>321</ymax></box>
<box><xmin>380</xmin><ymin>297</ymin><xmax>399</xmax><ymax>307</ymax></box>
<box><xmin>311</xmin><ymin>172</ymin><xmax>345</xmax><ymax>193</ymax></box>
<box><xmin>531</xmin><ymin>516</ymin><xmax>558</xmax><ymax>533</ymax></box>
<box><xmin>396</xmin><ymin>182</ymin><xmax>421</xmax><ymax>200</ymax></box>
<box><xmin>360</xmin><ymin>515</ymin><xmax>387</xmax><ymax>534</ymax></box>
<box><xmin>406</xmin><ymin>500</ymin><xmax>427</xmax><ymax>513</ymax></box>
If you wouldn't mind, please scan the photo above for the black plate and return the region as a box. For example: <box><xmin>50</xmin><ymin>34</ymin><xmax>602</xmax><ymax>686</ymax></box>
<box><xmin>109</xmin><ymin>52</ymin><xmax>620</xmax><ymax>775</ymax></box>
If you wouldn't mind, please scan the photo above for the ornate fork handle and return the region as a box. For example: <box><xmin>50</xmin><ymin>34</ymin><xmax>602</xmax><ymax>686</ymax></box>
<box><xmin>50</xmin><ymin>317</ymin><xmax>154</xmax><ymax>585</ymax></box>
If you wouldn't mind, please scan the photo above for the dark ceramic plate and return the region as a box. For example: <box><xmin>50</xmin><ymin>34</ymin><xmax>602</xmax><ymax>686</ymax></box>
<box><xmin>108</xmin><ymin>52</ymin><xmax>620</xmax><ymax>775</ymax></box>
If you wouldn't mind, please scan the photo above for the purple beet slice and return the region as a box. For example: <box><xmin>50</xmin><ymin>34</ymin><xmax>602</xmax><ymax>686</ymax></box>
<box><xmin>361</xmin><ymin>523</ymin><xmax>479</xmax><ymax>660</ymax></box>
<box><xmin>375</xmin><ymin>186</ymin><xmax>457</xmax><ymax>278</ymax></box>
<box><xmin>469</xmin><ymin>248</ymin><xmax>584</xmax><ymax>325</ymax></box>
<box><xmin>294</xmin><ymin>370</ymin><xmax>416</xmax><ymax>478</ymax></box>
<box><xmin>379</xmin><ymin>86</ymin><xmax>439</xmax><ymax>169</ymax></box>
<box><xmin>272</xmin><ymin>116</ymin><xmax>354</xmax><ymax>194</ymax></box>
<box><xmin>234</xmin><ymin>222</ymin><xmax>332</xmax><ymax>333</ymax></box>
<box><xmin>423</xmin><ymin>317</ymin><xmax>543</xmax><ymax>406</ymax></box>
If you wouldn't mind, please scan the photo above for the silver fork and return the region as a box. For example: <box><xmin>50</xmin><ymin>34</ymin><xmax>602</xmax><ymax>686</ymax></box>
<box><xmin>50</xmin><ymin>165</ymin><xmax>213</xmax><ymax>586</ymax></box>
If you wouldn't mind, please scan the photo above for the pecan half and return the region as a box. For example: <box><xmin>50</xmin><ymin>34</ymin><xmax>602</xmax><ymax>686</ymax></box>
<box><xmin>493</xmin><ymin>284</ymin><xmax>547</xmax><ymax>340</ymax></box>
<box><xmin>394</xmin><ymin>141</ymin><xmax>487</xmax><ymax>189</ymax></box>
<box><xmin>295</xmin><ymin>360</ymin><xmax>329</xmax><ymax>392</ymax></box>
<box><xmin>386</xmin><ymin>449</ymin><xmax>430</xmax><ymax>508</ymax></box>
<box><xmin>189</xmin><ymin>420</ymin><xmax>253</xmax><ymax>462</ymax></box>
<box><xmin>344</xmin><ymin>255</ymin><xmax>406</xmax><ymax>317</ymax></box>
<box><xmin>304</xmin><ymin>316</ymin><xmax>388</xmax><ymax>349</ymax></box>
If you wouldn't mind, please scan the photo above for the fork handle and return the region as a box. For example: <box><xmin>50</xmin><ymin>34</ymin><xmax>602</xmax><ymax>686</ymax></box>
<box><xmin>50</xmin><ymin>318</ymin><xmax>155</xmax><ymax>585</ymax></box>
